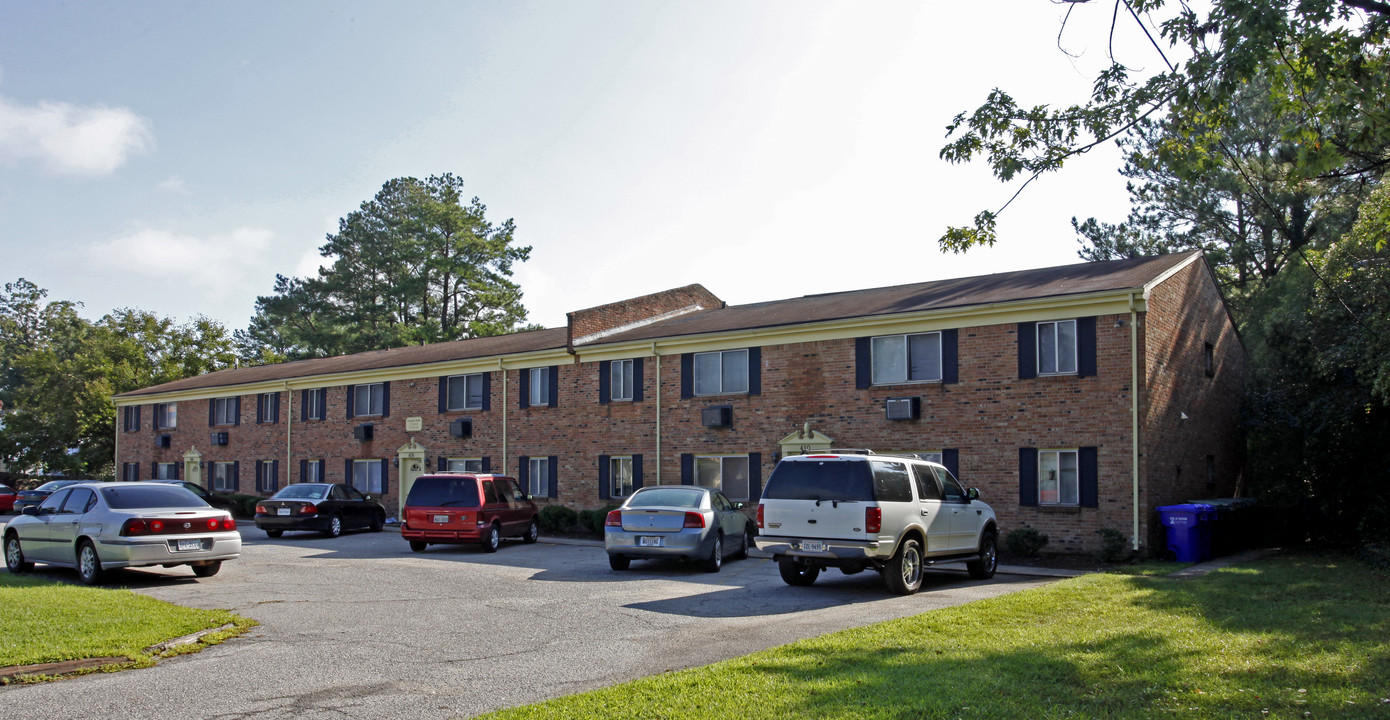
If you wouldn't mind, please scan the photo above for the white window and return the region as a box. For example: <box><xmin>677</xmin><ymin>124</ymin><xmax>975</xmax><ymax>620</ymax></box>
<box><xmin>352</xmin><ymin>459</ymin><xmax>384</xmax><ymax>494</ymax></box>
<box><xmin>611</xmin><ymin>360</ymin><xmax>634</xmax><ymax>401</ymax></box>
<box><xmin>304</xmin><ymin>460</ymin><xmax>324</xmax><ymax>483</ymax></box>
<box><xmin>155</xmin><ymin>462</ymin><xmax>178</xmax><ymax>480</ymax></box>
<box><xmin>353</xmin><ymin>383</ymin><xmax>385</xmax><ymax>416</ymax></box>
<box><xmin>122</xmin><ymin>407</ymin><xmax>140</xmax><ymax>432</ymax></box>
<box><xmin>696</xmin><ymin>455</ymin><xmax>751</xmax><ymax>501</ymax></box>
<box><xmin>212</xmin><ymin>397</ymin><xmax>238</xmax><ymax>426</ymax></box>
<box><xmin>447</xmin><ymin>374</ymin><xmax>486</xmax><ymax>410</ymax></box>
<box><xmin>122</xmin><ymin>462</ymin><xmax>140</xmax><ymax>482</ymax></box>
<box><xmin>871</xmin><ymin>333</ymin><xmax>941</xmax><ymax>384</ymax></box>
<box><xmin>448</xmin><ymin>458</ymin><xmax>484</xmax><ymax>473</ymax></box>
<box><xmin>610</xmin><ymin>456</ymin><xmax>634</xmax><ymax>498</ymax></box>
<box><xmin>529</xmin><ymin>368</ymin><xmax>550</xmax><ymax>406</ymax></box>
<box><xmin>527</xmin><ymin>457</ymin><xmax>550</xmax><ymax>496</ymax></box>
<box><xmin>256</xmin><ymin>461</ymin><xmax>277</xmax><ymax>493</ymax></box>
<box><xmin>1037</xmin><ymin>320</ymin><xmax>1078</xmax><ymax>375</ymax></box>
<box><xmin>155</xmin><ymin>403</ymin><xmax>177</xmax><ymax>430</ymax></box>
<box><xmin>1038</xmin><ymin>449</ymin><xmax>1079</xmax><ymax>505</ymax></box>
<box><xmin>211</xmin><ymin>462</ymin><xmax>236</xmax><ymax>492</ymax></box>
<box><xmin>258</xmin><ymin>393</ymin><xmax>278</xmax><ymax>423</ymax></box>
<box><xmin>305</xmin><ymin>388</ymin><xmax>325</xmax><ymax>420</ymax></box>
<box><xmin>694</xmin><ymin>350</ymin><xmax>749</xmax><ymax>396</ymax></box>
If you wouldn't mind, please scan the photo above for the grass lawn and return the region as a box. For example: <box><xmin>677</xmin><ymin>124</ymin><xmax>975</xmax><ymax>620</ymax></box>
<box><xmin>480</xmin><ymin>552</ymin><xmax>1389</xmax><ymax>720</ymax></box>
<box><xmin>0</xmin><ymin>573</ymin><xmax>255</xmax><ymax>678</ymax></box>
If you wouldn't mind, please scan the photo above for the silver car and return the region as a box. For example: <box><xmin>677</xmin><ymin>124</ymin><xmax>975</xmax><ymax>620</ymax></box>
<box><xmin>4</xmin><ymin>481</ymin><xmax>241</xmax><ymax>584</ymax></box>
<box><xmin>604</xmin><ymin>485</ymin><xmax>755</xmax><ymax>572</ymax></box>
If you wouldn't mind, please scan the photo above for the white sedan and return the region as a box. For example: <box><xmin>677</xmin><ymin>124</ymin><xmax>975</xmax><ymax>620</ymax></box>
<box><xmin>4</xmin><ymin>481</ymin><xmax>241</xmax><ymax>584</ymax></box>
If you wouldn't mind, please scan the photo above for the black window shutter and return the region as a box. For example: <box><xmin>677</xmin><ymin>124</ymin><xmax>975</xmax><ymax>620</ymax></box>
<box><xmin>1019</xmin><ymin>448</ymin><xmax>1038</xmax><ymax>507</ymax></box>
<box><xmin>547</xmin><ymin>456</ymin><xmax>558</xmax><ymax>498</ymax></box>
<box><xmin>632</xmin><ymin>454</ymin><xmax>643</xmax><ymax>491</ymax></box>
<box><xmin>257</xmin><ymin>394</ymin><xmax>264</xmax><ymax>424</ymax></box>
<box><xmin>437</xmin><ymin>456</ymin><xmax>446</xmax><ymax>471</ymax></box>
<box><xmin>548</xmin><ymin>367</ymin><xmax>559</xmax><ymax>408</ymax></box>
<box><xmin>173</xmin><ymin>462</ymin><xmax>180</xmax><ymax>480</ymax></box>
<box><xmin>681</xmin><ymin>453</ymin><xmax>694</xmax><ymax>485</ymax></box>
<box><xmin>318</xmin><ymin>390</ymin><xmax>327</xmax><ymax>420</ymax></box>
<box><xmin>272</xmin><ymin>460</ymin><xmax>280</xmax><ymax>492</ymax></box>
<box><xmin>1079</xmin><ymin>446</ymin><xmax>1099</xmax><ymax>508</ymax></box>
<box><xmin>346</xmin><ymin>386</ymin><xmax>355</xmax><ymax>418</ymax></box>
<box><xmin>317</xmin><ymin>460</ymin><xmax>325</xmax><ymax>481</ymax></box>
<box><xmin>345</xmin><ymin>458</ymin><xmax>353</xmax><ymax>486</ymax></box>
<box><xmin>518</xmin><ymin>456</ymin><xmax>530</xmax><ymax>491</ymax></box>
<box><xmin>680</xmin><ymin>354</ymin><xmax>693</xmax><ymax>399</ymax></box>
<box><xmin>598</xmin><ymin>455</ymin><xmax>610</xmax><ymax>500</ymax></box>
<box><xmin>632</xmin><ymin>358</ymin><xmax>644</xmax><ymax>402</ymax></box>
<box><xmin>481</xmin><ymin>372</ymin><xmax>491</xmax><ymax>411</ymax></box>
<box><xmin>150</xmin><ymin>461</ymin><xmax>157</xmax><ymax>480</ymax></box>
<box><xmin>748</xmin><ymin>347</ymin><xmax>761</xmax><ymax>396</ymax></box>
<box><xmin>749</xmin><ymin>452</ymin><xmax>763</xmax><ymax>501</ymax></box>
<box><xmin>381</xmin><ymin>458</ymin><xmax>390</xmax><ymax>494</ymax></box>
<box><xmin>942</xmin><ymin>448</ymin><xmax>960</xmax><ymax>480</ymax></box>
<box><xmin>232</xmin><ymin>461</ymin><xmax>240</xmax><ymax>492</ymax></box>
<box><xmin>135</xmin><ymin>406</ymin><xmax>141</xmax><ymax>430</ymax></box>
<box><xmin>1077</xmin><ymin>317</ymin><xmax>1097</xmax><ymax>377</ymax></box>
<box><xmin>481</xmin><ymin>456</ymin><xmax>490</xmax><ymax>472</ymax></box>
<box><xmin>598</xmin><ymin>361</ymin><xmax>611</xmax><ymax>404</ymax></box>
<box><xmin>301</xmin><ymin>390</ymin><xmax>309</xmax><ymax>421</ymax></box>
<box><xmin>382</xmin><ymin>381</ymin><xmax>391</xmax><ymax>418</ymax></box>
<box><xmin>1018</xmin><ymin>322</ymin><xmax>1037</xmax><ymax>380</ymax></box>
<box><xmin>855</xmin><ymin>337</ymin><xmax>872</xmax><ymax>389</ymax></box>
<box><xmin>233</xmin><ymin>397</ymin><xmax>241</xmax><ymax>426</ymax></box>
<box><xmin>942</xmin><ymin>330</ymin><xmax>959</xmax><ymax>384</ymax></box>
<box><xmin>274</xmin><ymin>393</ymin><xmax>281</xmax><ymax>423</ymax></box>
<box><xmin>519</xmin><ymin>369</ymin><xmax>531</xmax><ymax>409</ymax></box>
<box><xmin>208</xmin><ymin>400</ymin><xmax>215</xmax><ymax>427</ymax></box>
<box><xmin>300</xmin><ymin>459</ymin><xmax>308</xmax><ymax>483</ymax></box>
<box><xmin>438</xmin><ymin>376</ymin><xmax>449</xmax><ymax>413</ymax></box>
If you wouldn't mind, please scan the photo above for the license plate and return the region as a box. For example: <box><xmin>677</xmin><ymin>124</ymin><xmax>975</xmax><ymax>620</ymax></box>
<box><xmin>433</xmin><ymin>515</ymin><xmax>450</xmax><ymax>523</ymax></box>
<box><xmin>800</xmin><ymin>540</ymin><xmax>825</xmax><ymax>552</ymax></box>
<box><xmin>276</xmin><ymin>508</ymin><xmax>290</xmax><ymax>516</ymax></box>
<box><xmin>176</xmin><ymin>539</ymin><xmax>202</xmax><ymax>552</ymax></box>
<box><xmin>638</xmin><ymin>536</ymin><xmax>662</xmax><ymax>547</ymax></box>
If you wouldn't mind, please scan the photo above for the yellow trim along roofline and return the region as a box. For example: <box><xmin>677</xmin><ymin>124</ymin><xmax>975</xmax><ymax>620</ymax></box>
<box><xmin>113</xmin><ymin>289</ymin><xmax>1147</xmax><ymax>406</ymax></box>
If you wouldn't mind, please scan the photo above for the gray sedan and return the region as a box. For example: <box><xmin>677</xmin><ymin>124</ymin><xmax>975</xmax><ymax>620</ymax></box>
<box><xmin>4</xmin><ymin>481</ymin><xmax>241</xmax><ymax>584</ymax></box>
<box><xmin>604</xmin><ymin>486</ymin><xmax>755</xmax><ymax>572</ymax></box>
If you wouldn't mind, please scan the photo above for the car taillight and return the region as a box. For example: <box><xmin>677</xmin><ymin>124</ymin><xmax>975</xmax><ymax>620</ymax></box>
<box><xmin>224</xmin><ymin>516</ymin><xmax>237</xmax><ymax>530</ymax></box>
<box><xmin>683</xmin><ymin>512</ymin><xmax>705</xmax><ymax>529</ymax></box>
<box><xmin>255</xmin><ymin>504</ymin><xmax>268</xmax><ymax>514</ymax></box>
<box><xmin>300</xmin><ymin>503</ymin><xmax>317</xmax><ymax>514</ymax></box>
<box><xmin>865</xmin><ymin>506</ymin><xmax>882</xmax><ymax>534</ymax></box>
<box><xmin>605</xmin><ymin>510</ymin><xmax>622</xmax><ymax>527</ymax></box>
<box><xmin>121</xmin><ymin>519</ymin><xmax>149</xmax><ymax>536</ymax></box>
<box><xmin>207</xmin><ymin>516</ymin><xmax>236</xmax><ymax>531</ymax></box>
<box><xmin>757</xmin><ymin>504</ymin><xmax>765</xmax><ymax>528</ymax></box>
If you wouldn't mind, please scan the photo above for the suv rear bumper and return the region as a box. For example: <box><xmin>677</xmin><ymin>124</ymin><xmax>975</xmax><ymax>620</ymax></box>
<box><xmin>755</xmin><ymin>535</ymin><xmax>888</xmax><ymax>561</ymax></box>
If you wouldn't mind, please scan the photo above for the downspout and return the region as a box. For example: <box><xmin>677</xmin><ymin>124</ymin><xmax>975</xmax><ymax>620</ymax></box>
<box><xmin>285</xmin><ymin>381</ymin><xmax>292</xmax><ymax>484</ymax></box>
<box><xmin>1130</xmin><ymin>292</ymin><xmax>1141</xmax><ymax>552</ymax></box>
<box><xmin>652</xmin><ymin>342</ymin><xmax>662</xmax><ymax>486</ymax></box>
<box><xmin>499</xmin><ymin>359</ymin><xmax>508</xmax><ymax>473</ymax></box>
<box><xmin>113</xmin><ymin>403</ymin><xmax>119</xmax><ymax>480</ymax></box>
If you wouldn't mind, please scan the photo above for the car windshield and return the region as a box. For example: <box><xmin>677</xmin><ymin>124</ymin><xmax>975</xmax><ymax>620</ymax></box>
<box><xmin>102</xmin><ymin>485</ymin><xmax>209</xmax><ymax>509</ymax></box>
<box><xmin>273</xmin><ymin>484</ymin><xmax>330</xmax><ymax>499</ymax></box>
<box><xmin>406</xmin><ymin>477</ymin><xmax>480</xmax><ymax>507</ymax></box>
<box><xmin>36</xmin><ymin>480</ymin><xmax>80</xmax><ymax>491</ymax></box>
<box><xmin>626</xmin><ymin>488</ymin><xmax>705</xmax><ymax>509</ymax></box>
<box><xmin>762</xmin><ymin>459</ymin><xmax>875</xmax><ymax>502</ymax></box>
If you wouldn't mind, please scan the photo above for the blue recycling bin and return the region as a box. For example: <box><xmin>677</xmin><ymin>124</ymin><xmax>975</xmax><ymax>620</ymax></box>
<box><xmin>1157</xmin><ymin>504</ymin><xmax>1216</xmax><ymax>562</ymax></box>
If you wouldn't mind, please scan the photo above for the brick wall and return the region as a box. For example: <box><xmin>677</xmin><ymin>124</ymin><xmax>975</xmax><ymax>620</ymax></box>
<box><xmin>567</xmin><ymin>284</ymin><xmax>723</xmax><ymax>346</ymax></box>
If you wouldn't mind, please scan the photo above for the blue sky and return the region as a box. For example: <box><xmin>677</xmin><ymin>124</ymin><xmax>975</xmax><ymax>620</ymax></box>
<box><xmin>0</xmin><ymin>1</ymin><xmax>1165</xmax><ymax>331</ymax></box>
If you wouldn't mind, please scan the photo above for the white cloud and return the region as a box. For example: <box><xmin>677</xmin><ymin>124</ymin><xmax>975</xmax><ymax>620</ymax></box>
<box><xmin>157</xmin><ymin>175</ymin><xmax>191</xmax><ymax>194</ymax></box>
<box><xmin>88</xmin><ymin>227</ymin><xmax>272</xmax><ymax>289</ymax></box>
<box><xmin>0</xmin><ymin>94</ymin><xmax>153</xmax><ymax>175</ymax></box>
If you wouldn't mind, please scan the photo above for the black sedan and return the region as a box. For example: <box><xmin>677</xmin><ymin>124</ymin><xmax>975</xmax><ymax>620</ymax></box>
<box><xmin>12</xmin><ymin>480</ymin><xmax>87</xmax><ymax>514</ymax></box>
<box><xmin>150</xmin><ymin>480</ymin><xmax>239</xmax><ymax>514</ymax></box>
<box><xmin>254</xmin><ymin>483</ymin><xmax>387</xmax><ymax>538</ymax></box>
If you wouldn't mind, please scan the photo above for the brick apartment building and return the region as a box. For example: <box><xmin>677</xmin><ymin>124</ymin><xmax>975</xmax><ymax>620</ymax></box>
<box><xmin>113</xmin><ymin>250</ymin><xmax>1245</xmax><ymax>553</ymax></box>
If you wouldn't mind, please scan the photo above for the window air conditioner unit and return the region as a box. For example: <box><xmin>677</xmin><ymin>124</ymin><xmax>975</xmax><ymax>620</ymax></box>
<box><xmin>354</xmin><ymin>423</ymin><xmax>374</xmax><ymax>441</ymax></box>
<box><xmin>156</xmin><ymin>434</ymin><xmax>172</xmax><ymax>448</ymax></box>
<box><xmin>701</xmin><ymin>405</ymin><xmax>732</xmax><ymax>428</ymax></box>
<box><xmin>210</xmin><ymin>432</ymin><xmax>229</xmax><ymax>446</ymax></box>
<box><xmin>885</xmin><ymin>397</ymin><xmax>921</xmax><ymax>421</ymax></box>
<box><xmin>450</xmin><ymin>417</ymin><xmax>472</xmax><ymax>438</ymax></box>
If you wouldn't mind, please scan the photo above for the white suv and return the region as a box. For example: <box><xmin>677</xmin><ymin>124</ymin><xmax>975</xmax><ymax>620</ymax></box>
<box><xmin>755</xmin><ymin>450</ymin><xmax>998</xmax><ymax>594</ymax></box>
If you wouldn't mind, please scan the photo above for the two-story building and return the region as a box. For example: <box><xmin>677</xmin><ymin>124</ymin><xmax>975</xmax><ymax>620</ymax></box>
<box><xmin>113</xmin><ymin>250</ymin><xmax>1245</xmax><ymax>553</ymax></box>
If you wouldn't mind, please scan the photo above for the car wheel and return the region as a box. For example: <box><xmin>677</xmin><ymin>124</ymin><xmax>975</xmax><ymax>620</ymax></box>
<box><xmin>370</xmin><ymin>512</ymin><xmax>385</xmax><ymax>532</ymax></box>
<box><xmin>733</xmin><ymin>527</ymin><xmax>753</xmax><ymax>560</ymax></box>
<box><xmin>409</xmin><ymin>540</ymin><xmax>427</xmax><ymax>552</ymax></box>
<box><xmin>265</xmin><ymin>529</ymin><xmax>283</xmax><ymax>539</ymax></box>
<box><xmin>323</xmin><ymin>515</ymin><xmax>343</xmax><ymax>538</ymax></box>
<box><xmin>77</xmin><ymin>540</ymin><xmax>104</xmax><ymax>586</ymax></box>
<box><xmin>481</xmin><ymin>524</ymin><xmax>500</xmax><ymax>553</ymax></box>
<box><xmin>191</xmin><ymin>561</ymin><xmax>222</xmax><ymax>578</ymax></box>
<box><xmin>967</xmin><ymin>531</ymin><xmax>999</xmax><ymax>579</ymax></box>
<box><xmin>523</xmin><ymin>519</ymin><xmax>539</xmax><ymax>544</ymax></box>
<box><xmin>703</xmin><ymin>533</ymin><xmax>723</xmax><ymax>573</ymax></box>
<box><xmin>609</xmin><ymin>554</ymin><xmax>630</xmax><ymax>571</ymax></box>
<box><xmin>778</xmin><ymin>559</ymin><xmax>820</xmax><ymax>586</ymax></box>
<box><xmin>4</xmin><ymin>533</ymin><xmax>32</xmax><ymax>573</ymax></box>
<box><xmin>885</xmin><ymin>537</ymin><xmax>924</xmax><ymax>595</ymax></box>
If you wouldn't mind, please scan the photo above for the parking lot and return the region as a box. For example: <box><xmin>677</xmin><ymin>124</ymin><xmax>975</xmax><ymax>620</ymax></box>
<box><xmin>2</xmin><ymin>527</ymin><xmax>1060</xmax><ymax>720</ymax></box>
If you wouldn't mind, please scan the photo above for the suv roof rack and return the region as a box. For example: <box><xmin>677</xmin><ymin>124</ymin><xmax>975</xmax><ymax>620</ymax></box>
<box><xmin>815</xmin><ymin>448</ymin><xmax>875</xmax><ymax>455</ymax></box>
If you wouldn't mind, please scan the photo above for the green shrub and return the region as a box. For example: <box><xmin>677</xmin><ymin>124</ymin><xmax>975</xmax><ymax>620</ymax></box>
<box><xmin>1097</xmin><ymin>527</ymin><xmax>1131</xmax><ymax>563</ymax></box>
<box><xmin>538</xmin><ymin>505</ymin><xmax>577</xmax><ymax>533</ymax></box>
<box><xmin>576</xmin><ymin>510</ymin><xmax>598</xmax><ymax>534</ymax></box>
<box><xmin>1005</xmin><ymin>527</ymin><xmax>1049</xmax><ymax>557</ymax></box>
<box><xmin>591</xmin><ymin>505</ymin><xmax>619</xmax><ymax>535</ymax></box>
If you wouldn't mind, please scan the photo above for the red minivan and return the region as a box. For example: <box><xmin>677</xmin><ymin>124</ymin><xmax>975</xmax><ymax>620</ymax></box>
<box><xmin>401</xmin><ymin>473</ymin><xmax>540</xmax><ymax>553</ymax></box>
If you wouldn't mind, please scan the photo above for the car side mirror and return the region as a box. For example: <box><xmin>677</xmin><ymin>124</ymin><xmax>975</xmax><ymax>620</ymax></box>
<box><xmin>966</xmin><ymin>487</ymin><xmax>981</xmax><ymax>501</ymax></box>
<box><xmin>22</xmin><ymin>506</ymin><xmax>40</xmax><ymax>516</ymax></box>
<box><xmin>364</xmin><ymin>495</ymin><xmax>374</xmax><ymax>501</ymax></box>
<box><xmin>733</xmin><ymin>501</ymin><xmax>746</xmax><ymax>510</ymax></box>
